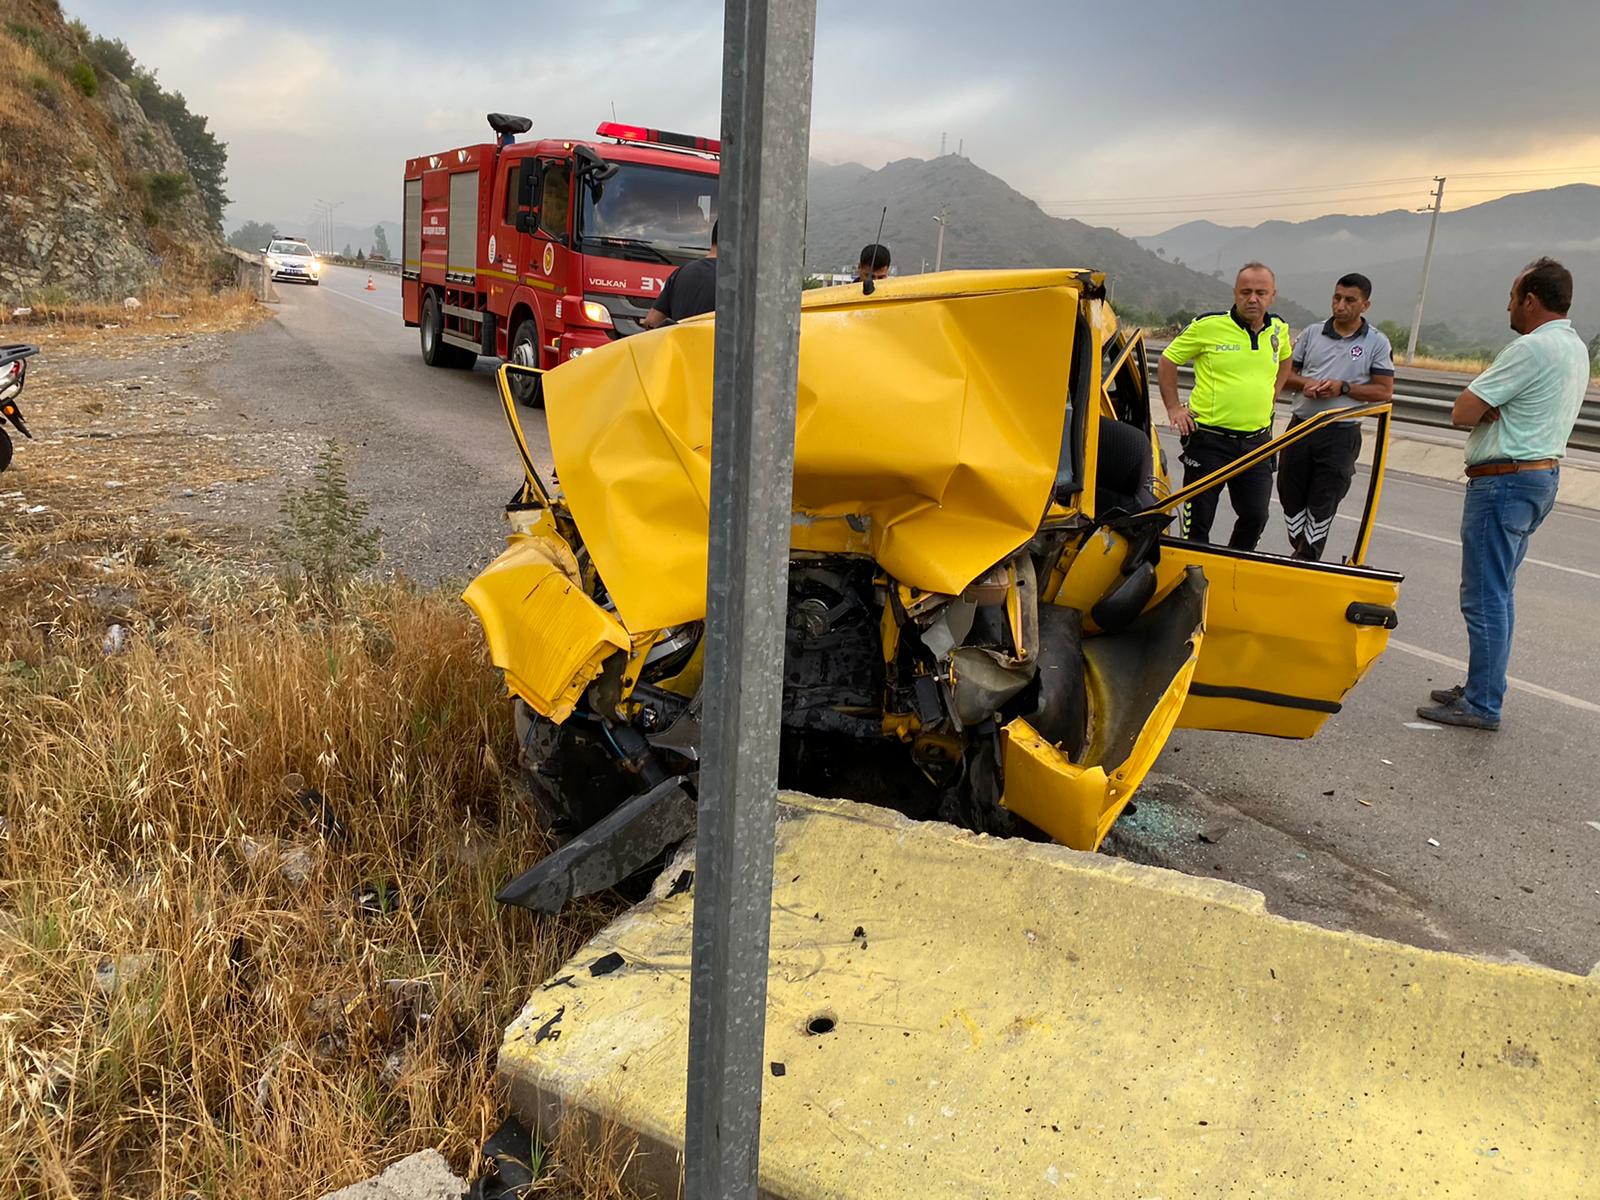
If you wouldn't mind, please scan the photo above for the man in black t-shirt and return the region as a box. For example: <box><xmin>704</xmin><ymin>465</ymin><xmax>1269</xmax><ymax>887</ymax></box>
<box><xmin>642</xmin><ymin>220</ymin><xmax>718</xmax><ymax>328</ymax></box>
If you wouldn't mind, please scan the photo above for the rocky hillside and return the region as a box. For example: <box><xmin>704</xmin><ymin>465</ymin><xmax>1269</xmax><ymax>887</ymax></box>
<box><xmin>0</xmin><ymin>0</ymin><xmax>225</xmax><ymax>306</ymax></box>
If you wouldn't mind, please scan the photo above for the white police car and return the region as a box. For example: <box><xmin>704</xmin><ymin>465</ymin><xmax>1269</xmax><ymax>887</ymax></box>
<box><xmin>263</xmin><ymin>238</ymin><xmax>321</xmax><ymax>285</ymax></box>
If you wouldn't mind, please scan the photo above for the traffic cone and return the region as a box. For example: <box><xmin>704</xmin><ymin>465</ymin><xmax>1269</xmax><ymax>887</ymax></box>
<box><xmin>365</xmin><ymin>275</ymin><xmax>376</xmax><ymax>291</ymax></box>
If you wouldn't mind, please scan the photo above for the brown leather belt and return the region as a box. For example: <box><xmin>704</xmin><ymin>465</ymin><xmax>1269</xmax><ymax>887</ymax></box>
<box><xmin>1464</xmin><ymin>458</ymin><xmax>1558</xmax><ymax>478</ymax></box>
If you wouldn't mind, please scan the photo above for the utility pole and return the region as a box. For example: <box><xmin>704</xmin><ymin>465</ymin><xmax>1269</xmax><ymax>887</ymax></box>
<box><xmin>313</xmin><ymin>198</ymin><xmax>343</xmax><ymax>256</ymax></box>
<box><xmin>933</xmin><ymin>208</ymin><xmax>948</xmax><ymax>273</ymax></box>
<box><xmin>682</xmin><ymin>1</ymin><xmax>816</xmax><ymax>1197</ymax></box>
<box><xmin>1405</xmin><ymin>176</ymin><xmax>1446</xmax><ymax>363</ymax></box>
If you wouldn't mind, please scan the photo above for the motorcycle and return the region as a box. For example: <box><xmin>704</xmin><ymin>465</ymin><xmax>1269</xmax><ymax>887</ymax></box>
<box><xmin>0</xmin><ymin>344</ymin><xmax>38</xmax><ymax>474</ymax></box>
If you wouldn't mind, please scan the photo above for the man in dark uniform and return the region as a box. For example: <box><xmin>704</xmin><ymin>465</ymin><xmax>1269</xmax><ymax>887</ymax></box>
<box><xmin>1279</xmin><ymin>273</ymin><xmax>1395</xmax><ymax>560</ymax></box>
<box><xmin>1157</xmin><ymin>262</ymin><xmax>1293</xmax><ymax>550</ymax></box>
<box><xmin>642</xmin><ymin>220</ymin><xmax>718</xmax><ymax>329</ymax></box>
<box><xmin>857</xmin><ymin>243</ymin><xmax>891</xmax><ymax>283</ymax></box>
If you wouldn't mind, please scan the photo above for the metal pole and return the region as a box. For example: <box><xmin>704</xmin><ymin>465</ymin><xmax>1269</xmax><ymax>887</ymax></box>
<box><xmin>683</xmin><ymin>2</ymin><xmax>816</xmax><ymax>1198</ymax></box>
<box><xmin>1405</xmin><ymin>177</ymin><xmax>1445</xmax><ymax>362</ymax></box>
<box><xmin>933</xmin><ymin>209</ymin><xmax>947</xmax><ymax>273</ymax></box>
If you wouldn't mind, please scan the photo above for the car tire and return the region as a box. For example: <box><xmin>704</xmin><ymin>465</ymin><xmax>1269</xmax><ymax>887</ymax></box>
<box><xmin>508</xmin><ymin>320</ymin><xmax>543</xmax><ymax>407</ymax></box>
<box><xmin>311</xmin><ymin>280</ymin><xmax>320</xmax><ymax>287</ymax></box>
<box><xmin>420</xmin><ymin>290</ymin><xmax>449</xmax><ymax>367</ymax></box>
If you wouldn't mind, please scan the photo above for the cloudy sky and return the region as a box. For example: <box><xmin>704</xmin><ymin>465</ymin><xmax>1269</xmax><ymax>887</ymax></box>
<box><xmin>66</xmin><ymin>0</ymin><xmax>1600</xmax><ymax>237</ymax></box>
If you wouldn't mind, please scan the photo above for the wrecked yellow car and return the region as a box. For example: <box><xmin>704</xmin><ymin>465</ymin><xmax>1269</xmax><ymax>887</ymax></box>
<box><xmin>464</xmin><ymin>269</ymin><xmax>1402</xmax><ymax>911</ymax></box>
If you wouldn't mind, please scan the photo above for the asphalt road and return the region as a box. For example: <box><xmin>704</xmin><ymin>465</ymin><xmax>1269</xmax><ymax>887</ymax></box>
<box><xmin>214</xmin><ymin>264</ymin><xmax>551</xmax><ymax>582</ymax></box>
<box><xmin>230</xmin><ymin>265</ymin><xmax>1600</xmax><ymax>973</ymax></box>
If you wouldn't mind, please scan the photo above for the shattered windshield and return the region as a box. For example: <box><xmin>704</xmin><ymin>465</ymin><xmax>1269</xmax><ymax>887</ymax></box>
<box><xmin>579</xmin><ymin>162</ymin><xmax>718</xmax><ymax>251</ymax></box>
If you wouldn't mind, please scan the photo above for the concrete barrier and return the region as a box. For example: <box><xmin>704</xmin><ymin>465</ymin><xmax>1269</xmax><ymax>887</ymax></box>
<box><xmin>224</xmin><ymin>246</ymin><xmax>276</xmax><ymax>302</ymax></box>
<box><xmin>498</xmin><ymin>793</ymin><xmax>1599</xmax><ymax>1199</ymax></box>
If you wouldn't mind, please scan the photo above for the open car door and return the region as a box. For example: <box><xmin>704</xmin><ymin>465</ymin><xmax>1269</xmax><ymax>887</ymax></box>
<box><xmin>1147</xmin><ymin>404</ymin><xmax>1403</xmax><ymax>738</ymax></box>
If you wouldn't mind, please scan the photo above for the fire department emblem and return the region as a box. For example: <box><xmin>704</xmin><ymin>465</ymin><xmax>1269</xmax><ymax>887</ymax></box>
<box><xmin>542</xmin><ymin>242</ymin><xmax>555</xmax><ymax>275</ymax></box>
<box><xmin>488</xmin><ymin>235</ymin><xmax>497</xmax><ymax>262</ymax></box>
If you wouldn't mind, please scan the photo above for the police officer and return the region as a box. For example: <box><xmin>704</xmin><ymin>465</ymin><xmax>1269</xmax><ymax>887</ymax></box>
<box><xmin>1279</xmin><ymin>273</ymin><xmax>1395</xmax><ymax>560</ymax></box>
<box><xmin>1157</xmin><ymin>262</ymin><xmax>1292</xmax><ymax>550</ymax></box>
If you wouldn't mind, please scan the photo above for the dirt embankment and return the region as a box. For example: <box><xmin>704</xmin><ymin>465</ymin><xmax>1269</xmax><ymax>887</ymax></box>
<box><xmin>0</xmin><ymin>306</ymin><xmax>631</xmax><ymax>1198</ymax></box>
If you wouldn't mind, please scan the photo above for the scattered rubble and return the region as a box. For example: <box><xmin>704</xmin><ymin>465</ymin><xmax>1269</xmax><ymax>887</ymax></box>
<box><xmin>92</xmin><ymin>952</ymin><xmax>158</xmax><ymax>996</ymax></box>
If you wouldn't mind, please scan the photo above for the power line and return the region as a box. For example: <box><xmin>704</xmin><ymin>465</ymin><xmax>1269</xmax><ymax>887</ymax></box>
<box><xmin>1047</xmin><ymin>181</ymin><xmax>1597</xmax><ymax>221</ymax></box>
<box><xmin>1032</xmin><ymin>164</ymin><xmax>1600</xmax><ymax>209</ymax></box>
<box><xmin>1056</xmin><ymin>190</ymin><xmax>1430</xmax><ymax>219</ymax></box>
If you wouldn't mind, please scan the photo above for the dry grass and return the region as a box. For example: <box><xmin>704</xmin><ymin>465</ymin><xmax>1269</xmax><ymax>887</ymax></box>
<box><xmin>1</xmin><ymin>287</ymin><xmax>265</xmax><ymax>346</ymax></box>
<box><xmin>0</xmin><ymin>325</ymin><xmax>643</xmax><ymax>1196</ymax></box>
<box><xmin>1399</xmin><ymin>351</ymin><xmax>1495</xmax><ymax>376</ymax></box>
<box><xmin>0</xmin><ymin>563</ymin><xmax>635</xmax><ymax>1197</ymax></box>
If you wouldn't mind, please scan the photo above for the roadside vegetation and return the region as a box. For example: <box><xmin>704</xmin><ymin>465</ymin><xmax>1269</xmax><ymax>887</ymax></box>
<box><xmin>0</xmin><ymin>318</ymin><xmax>639</xmax><ymax>1197</ymax></box>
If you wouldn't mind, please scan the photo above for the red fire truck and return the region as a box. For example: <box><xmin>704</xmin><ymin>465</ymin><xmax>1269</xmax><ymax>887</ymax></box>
<box><xmin>402</xmin><ymin>114</ymin><xmax>720</xmax><ymax>404</ymax></box>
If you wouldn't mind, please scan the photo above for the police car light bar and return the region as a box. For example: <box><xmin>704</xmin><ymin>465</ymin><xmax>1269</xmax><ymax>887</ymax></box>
<box><xmin>595</xmin><ymin>122</ymin><xmax>720</xmax><ymax>155</ymax></box>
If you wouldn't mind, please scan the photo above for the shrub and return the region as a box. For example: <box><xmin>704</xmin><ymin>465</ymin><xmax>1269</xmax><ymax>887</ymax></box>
<box><xmin>27</xmin><ymin>72</ymin><xmax>60</xmax><ymax>110</ymax></box>
<box><xmin>5</xmin><ymin>21</ymin><xmax>68</xmax><ymax>73</ymax></box>
<box><xmin>141</xmin><ymin>170</ymin><xmax>191</xmax><ymax>209</ymax></box>
<box><xmin>69</xmin><ymin>60</ymin><xmax>97</xmax><ymax>96</ymax></box>
<box><xmin>275</xmin><ymin>441</ymin><xmax>383</xmax><ymax>598</ymax></box>
<box><xmin>84</xmin><ymin>34</ymin><xmax>136</xmax><ymax>80</ymax></box>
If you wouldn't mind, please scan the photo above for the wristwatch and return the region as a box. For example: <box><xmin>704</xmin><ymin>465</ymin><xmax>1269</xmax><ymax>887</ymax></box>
<box><xmin>1338</xmin><ymin>380</ymin><xmax>1350</xmax><ymax>396</ymax></box>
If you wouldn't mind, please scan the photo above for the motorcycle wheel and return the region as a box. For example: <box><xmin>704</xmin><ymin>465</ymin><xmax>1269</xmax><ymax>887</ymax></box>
<box><xmin>0</xmin><ymin>426</ymin><xmax>11</xmax><ymax>473</ymax></box>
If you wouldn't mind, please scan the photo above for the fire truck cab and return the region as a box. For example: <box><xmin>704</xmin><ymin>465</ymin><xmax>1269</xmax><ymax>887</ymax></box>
<box><xmin>402</xmin><ymin>115</ymin><xmax>720</xmax><ymax>403</ymax></box>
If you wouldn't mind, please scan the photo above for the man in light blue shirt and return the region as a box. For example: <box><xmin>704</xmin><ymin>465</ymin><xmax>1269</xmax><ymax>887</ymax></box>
<box><xmin>1418</xmin><ymin>258</ymin><xmax>1590</xmax><ymax>730</ymax></box>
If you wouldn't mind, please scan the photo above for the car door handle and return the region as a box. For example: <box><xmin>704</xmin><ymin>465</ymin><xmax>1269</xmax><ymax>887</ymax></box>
<box><xmin>1346</xmin><ymin>602</ymin><xmax>1398</xmax><ymax>629</ymax></box>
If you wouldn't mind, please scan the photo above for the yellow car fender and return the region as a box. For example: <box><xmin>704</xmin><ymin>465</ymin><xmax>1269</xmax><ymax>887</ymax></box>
<box><xmin>463</xmin><ymin>536</ymin><xmax>629</xmax><ymax>724</ymax></box>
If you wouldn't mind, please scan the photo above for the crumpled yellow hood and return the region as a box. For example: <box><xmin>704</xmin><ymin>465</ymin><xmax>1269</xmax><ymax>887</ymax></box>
<box><xmin>545</xmin><ymin>269</ymin><xmax>1085</xmax><ymax>632</ymax></box>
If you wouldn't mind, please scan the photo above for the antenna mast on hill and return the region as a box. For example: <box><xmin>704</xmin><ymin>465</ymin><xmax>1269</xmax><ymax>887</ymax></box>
<box><xmin>1405</xmin><ymin>176</ymin><xmax>1446</xmax><ymax>363</ymax></box>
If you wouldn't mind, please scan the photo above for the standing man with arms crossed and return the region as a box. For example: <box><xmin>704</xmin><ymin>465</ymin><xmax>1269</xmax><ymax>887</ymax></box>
<box><xmin>1279</xmin><ymin>273</ymin><xmax>1395</xmax><ymax>560</ymax></box>
<box><xmin>1158</xmin><ymin>263</ymin><xmax>1293</xmax><ymax>550</ymax></box>
<box><xmin>1418</xmin><ymin>258</ymin><xmax>1589</xmax><ymax>731</ymax></box>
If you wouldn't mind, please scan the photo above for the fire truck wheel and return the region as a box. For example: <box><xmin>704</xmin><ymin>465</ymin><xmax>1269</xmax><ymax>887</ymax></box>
<box><xmin>508</xmin><ymin>320</ymin><xmax>544</xmax><ymax>407</ymax></box>
<box><xmin>420</xmin><ymin>291</ymin><xmax>450</xmax><ymax>368</ymax></box>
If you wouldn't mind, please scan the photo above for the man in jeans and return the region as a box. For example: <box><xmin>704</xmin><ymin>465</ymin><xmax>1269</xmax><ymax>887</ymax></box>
<box><xmin>1280</xmin><ymin>273</ymin><xmax>1395</xmax><ymax>560</ymax></box>
<box><xmin>1418</xmin><ymin>258</ymin><xmax>1590</xmax><ymax>730</ymax></box>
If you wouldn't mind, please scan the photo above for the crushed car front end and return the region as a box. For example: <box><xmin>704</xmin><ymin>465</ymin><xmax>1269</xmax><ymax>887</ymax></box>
<box><xmin>464</xmin><ymin>268</ymin><xmax>1400</xmax><ymax>911</ymax></box>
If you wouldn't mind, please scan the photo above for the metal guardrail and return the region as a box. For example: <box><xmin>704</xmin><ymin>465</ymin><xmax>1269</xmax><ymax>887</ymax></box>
<box><xmin>324</xmin><ymin>255</ymin><xmax>402</xmax><ymax>276</ymax></box>
<box><xmin>1149</xmin><ymin>342</ymin><xmax>1600</xmax><ymax>453</ymax></box>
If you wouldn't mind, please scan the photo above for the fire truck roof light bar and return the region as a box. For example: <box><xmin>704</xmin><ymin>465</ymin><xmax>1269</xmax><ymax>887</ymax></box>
<box><xmin>595</xmin><ymin>121</ymin><xmax>720</xmax><ymax>155</ymax></box>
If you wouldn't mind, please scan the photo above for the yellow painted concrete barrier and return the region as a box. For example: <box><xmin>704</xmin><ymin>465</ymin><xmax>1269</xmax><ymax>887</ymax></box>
<box><xmin>498</xmin><ymin>794</ymin><xmax>1599</xmax><ymax>1198</ymax></box>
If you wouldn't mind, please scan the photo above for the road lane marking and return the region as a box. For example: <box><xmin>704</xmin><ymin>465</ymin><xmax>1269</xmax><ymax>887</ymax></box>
<box><xmin>1387</xmin><ymin>638</ymin><xmax>1600</xmax><ymax>715</ymax></box>
<box><xmin>1403</xmin><ymin>721</ymin><xmax>1442</xmax><ymax>731</ymax></box>
<box><xmin>316</xmin><ymin>285</ymin><xmax>398</xmax><ymax>317</ymax></box>
<box><xmin>1336</xmin><ymin>513</ymin><xmax>1600</xmax><ymax>581</ymax></box>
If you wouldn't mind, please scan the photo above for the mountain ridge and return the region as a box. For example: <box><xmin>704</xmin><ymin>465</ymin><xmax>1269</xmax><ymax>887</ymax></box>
<box><xmin>1136</xmin><ymin>185</ymin><xmax>1600</xmax><ymax>347</ymax></box>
